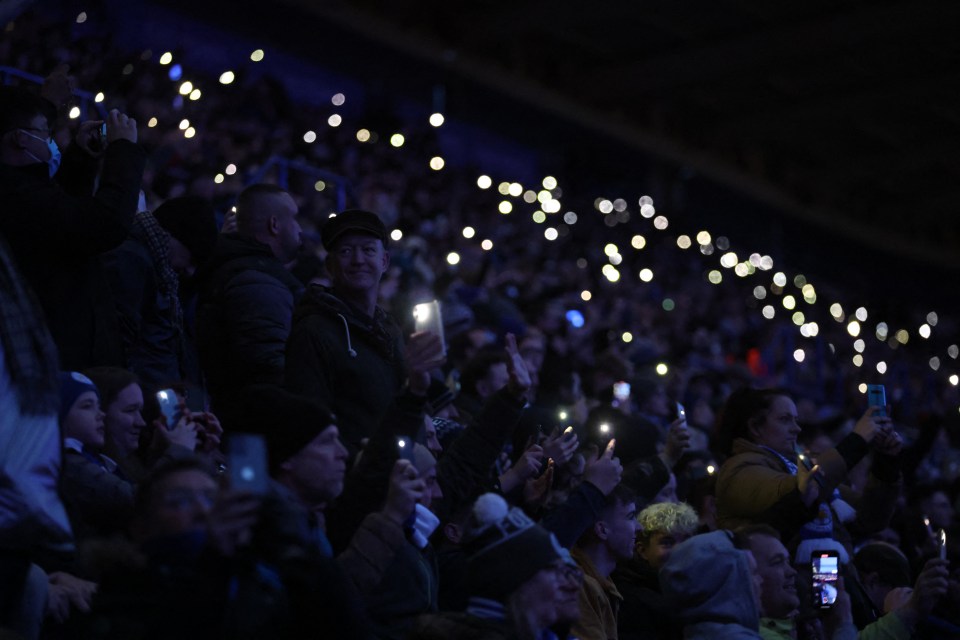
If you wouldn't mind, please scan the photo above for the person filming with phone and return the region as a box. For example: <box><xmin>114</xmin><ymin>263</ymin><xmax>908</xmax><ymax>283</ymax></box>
<box><xmin>715</xmin><ymin>387</ymin><xmax>906</xmax><ymax>631</ymax></box>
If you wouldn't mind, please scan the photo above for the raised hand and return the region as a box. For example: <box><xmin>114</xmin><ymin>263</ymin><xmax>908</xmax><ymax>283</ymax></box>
<box><xmin>542</xmin><ymin>427</ymin><xmax>579</xmax><ymax>466</ymax></box>
<box><xmin>504</xmin><ymin>333</ymin><xmax>532</xmax><ymax>400</ymax></box>
<box><xmin>105</xmin><ymin>108</ymin><xmax>137</xmax><ymax>144</ymax></box>
<box><xmin>661</xmin><ymin>418</ymin><xmax>691</xmax><ymax>469</ymax></box>
<box><xmin>499</xmin><ymin>443</ymin><xmax>544</xmax><ymax>494</ymax></box>
<box><xmin>584</xmin><ymin>438</ymin><xmax>622</xmax><ymax>495</ymax></box>
<box><xmin>383</xmin><ymin>459</ymin><xmax>424</xmax><ymax>525</ymax></box>
<box><xmin>405</xmin><ymin>331</ymin><xmax>446</xmax><ymax>395</ymax></box>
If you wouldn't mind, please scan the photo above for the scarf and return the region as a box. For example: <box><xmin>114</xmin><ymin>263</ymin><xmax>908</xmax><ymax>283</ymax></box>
<box><xmin>134</xmin><ymin>210</ymin><xmax>185</xmax><ymax>346</ymax></box>
<box><xmin>0</xmin><ymin>237</ymin><xmax>59</xmax><ymax>416</ymax></box>
<box><xmin>759</xmin><ymin>446</ymin><xmax>856</xmax><ymax>523</ymax></box>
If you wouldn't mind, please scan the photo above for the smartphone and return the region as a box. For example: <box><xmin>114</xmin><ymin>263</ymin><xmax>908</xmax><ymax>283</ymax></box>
<box><xmin>397</xmin><ymin>436</ymin><xmax>415</xmax><ymax>463</ymax></box>
<box><xmin>811</xmin><ymin>550</ymin><xmax>840</xmax><ymax>609</ymax></box>
<box><xmin>675</xmin><ymin>401</ymin><xmax>687</xmax><ymax>425</ymax></box>
<box><xmin>563</xmin><ymin>425</ymin><xmax>576</xmax><ymax>441</ymax></box>
<box><xmin>866</xmin><ymin>384</ymin><xmax>887</xmax><ymax>417</ymax></box>
<box><xmin>613</xmin><ymin>381</ymin><xmax>631</xmax><ymax>404</ymax></box>
<box><xmin>227</xmin><ymin>433</ymin><xmax>269</xmax><ymax>495</ymax></box>
<box><xmin>156</xmin><ymin>388</ymin><xmax>181</xmax><ymax>431</ymax></box>
<box><xmin>413</xmin><ymin>300</ymin><xmax>446</xmax><ymax>356</ymax></box>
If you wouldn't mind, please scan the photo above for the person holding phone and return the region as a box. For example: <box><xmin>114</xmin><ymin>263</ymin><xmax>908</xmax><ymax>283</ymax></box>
<box><xmin>83</xmin><ymin>367</ymin><xmax>203</xmax><ymax>483</ymax></box>
<box><xmin>715</xmin><ymin>388</ymin><xmax>903</xmax><ymax>587</ymax></box>
<box><xmin>285</xmin><ymin>209</ymin><xmax>446</xmax><ymax>456</ymax></box>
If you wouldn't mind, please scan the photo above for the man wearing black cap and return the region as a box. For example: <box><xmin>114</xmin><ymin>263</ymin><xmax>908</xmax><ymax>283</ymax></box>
<box><xmin>285</xmin><ymin>209</ymin><xmax>409</xmax><ymax>455</ymax></box>
<box><xmin>104</xmin><ymin>196</ymin><xmax>218</xmax><ymax>386</ymax></box>
<box><xmin>195</xmin><ymin>184</ymin><xmax>304</xmax><ymax>420</ymax></box>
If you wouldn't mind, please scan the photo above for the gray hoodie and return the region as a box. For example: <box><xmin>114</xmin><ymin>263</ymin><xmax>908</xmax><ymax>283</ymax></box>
<box><xmin>659</xmin><ymin>530</ymin><xmax>762</xmax><ymax>640</ymax></box>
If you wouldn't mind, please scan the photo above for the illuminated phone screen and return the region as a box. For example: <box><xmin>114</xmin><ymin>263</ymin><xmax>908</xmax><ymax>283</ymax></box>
<box><xmin>811</xmin><ymin>552</ymin><xmax>839</xmax><ymax>608</ymax></box>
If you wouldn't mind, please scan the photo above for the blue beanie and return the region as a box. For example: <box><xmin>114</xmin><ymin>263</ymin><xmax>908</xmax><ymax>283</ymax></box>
<box><xmin>58</xmin><ymin>372</ymin><xmax>99</xmax><ymax>427</ymax></box>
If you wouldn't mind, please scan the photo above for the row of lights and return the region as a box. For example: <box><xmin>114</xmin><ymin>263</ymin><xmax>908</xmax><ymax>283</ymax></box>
<box><xmin>86</xmin><ymin>13</ymin><xmax>954</xmax><ymax>404</ymax></box>
<box><xmin>464</xmin><ymin>172</ymin><xmax>959</xmax><ymax>403</ymax></box>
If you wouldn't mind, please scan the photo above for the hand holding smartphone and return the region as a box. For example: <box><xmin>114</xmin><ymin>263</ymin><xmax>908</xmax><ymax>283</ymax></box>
<box><xmin>155</xmin><ymin>388</ymin><xmax>181</xmax><ymax>431</ymax></box>
<box><xmin>811</xmin><ymin>550</ymin><xmax>840</xmax><ymax>609</ymax></box>
<box><xmin>413</xmin><ymin>301</ymin><xmax>446</xmax><ymax>357</ymax></box>
<box><xmin>397</xmin><ymin>436</ymin><xmax>416</xmax><ymax>463</ymax></box>
<box><xmin>226</xmin><ymin>433</ymin><xmax>269</xmax><ymax>495</ymax></box>
<box><xmin>866</xmin><ymin>384</ymin><xmax>887</xmax><ymax>418</ymax></box>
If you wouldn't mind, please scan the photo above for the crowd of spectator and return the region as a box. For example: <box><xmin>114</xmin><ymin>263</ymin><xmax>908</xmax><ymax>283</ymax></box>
<box><xmin>2</xmin><ymin>6</ymin><xmax>960</xmax><ymax>640</ymax></box>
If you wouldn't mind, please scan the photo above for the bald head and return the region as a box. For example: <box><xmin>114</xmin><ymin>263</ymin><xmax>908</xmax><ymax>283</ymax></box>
<box><xmin>235</xmin><ymin>184</ymin><xmax>302</xmax><ymax>261</ymax></box>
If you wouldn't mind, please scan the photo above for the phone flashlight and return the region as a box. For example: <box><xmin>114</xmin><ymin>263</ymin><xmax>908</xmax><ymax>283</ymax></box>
<box><xmin>413</xmin><ymin>300</ymin><xmax>446</xmax><ymax>355</ymax></box>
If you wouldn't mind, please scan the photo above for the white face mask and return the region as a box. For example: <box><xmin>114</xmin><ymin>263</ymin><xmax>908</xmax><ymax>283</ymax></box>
<box><xmin>20</xmin><ymin>129</ymin><xmax>62</xmax><ymax>178</ymax></box>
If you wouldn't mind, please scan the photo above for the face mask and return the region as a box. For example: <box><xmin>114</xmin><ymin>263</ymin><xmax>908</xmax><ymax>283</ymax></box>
<box><xmin>20</xmin><ymin>129</ymin><xmax>62</xmax><ymax>178</ymax></box>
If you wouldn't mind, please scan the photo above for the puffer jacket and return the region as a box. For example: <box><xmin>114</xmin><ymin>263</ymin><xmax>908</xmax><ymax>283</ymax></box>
<box><xmin>195</xmin><ymin>234</ymin><xmax>303</xmax><ymax>417</ymax></box>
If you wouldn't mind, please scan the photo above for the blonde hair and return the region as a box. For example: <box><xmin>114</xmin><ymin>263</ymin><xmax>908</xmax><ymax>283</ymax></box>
<box><xmin>636</xmin><ymin>501</ymin><xmax>698</xmax><ymax>543</ymax></box>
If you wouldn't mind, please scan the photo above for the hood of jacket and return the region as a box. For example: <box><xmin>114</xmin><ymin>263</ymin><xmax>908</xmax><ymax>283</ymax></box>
<box><xmin>293</xmin><ymin>284</ymin><xmax>401</xmax><ymax>361</ymax></box>
<box><xmin>659</xmin><ymin>530</ymin><xmax>760</xmax><ymax>631</ymax></box>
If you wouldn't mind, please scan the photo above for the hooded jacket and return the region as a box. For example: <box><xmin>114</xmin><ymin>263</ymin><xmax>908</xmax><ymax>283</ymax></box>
<box><xmin>284</xmin><ymin>284</ymin><xmax>405</xmax><ymax>454</ymax></box>
<box><xmin>659</xmin><ymin>531</ymin><xmax>762</xmax><ymax>640</ymax></box>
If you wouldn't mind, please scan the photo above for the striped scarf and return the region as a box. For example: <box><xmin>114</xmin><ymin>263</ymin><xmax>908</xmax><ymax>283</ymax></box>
<box><xmin>0</xmin><ymin>237</ymin><xmax>59</xmax><ymax>415</ymax></box>
<box><xmin>133</xmin><ymin>211</ymin><xmax>184</xmax><ymax>339</ymax></box>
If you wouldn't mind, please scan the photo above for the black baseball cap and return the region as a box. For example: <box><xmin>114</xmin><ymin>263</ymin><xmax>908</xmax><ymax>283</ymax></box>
<box><xmin>321</xmin><ymin>209</ymin><xmax>388</xmax><ymax>250</ymax></box>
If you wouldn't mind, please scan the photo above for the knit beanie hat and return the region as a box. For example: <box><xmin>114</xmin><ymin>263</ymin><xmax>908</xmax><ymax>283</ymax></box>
<box><xmin>236</xmin><ymin>385</ymin><xmax>336</xmax><ymax>473</ymax></box>
<box><xmin>464</xmin><ymin>493</ymin><xmax>563</xmax><ymax>602</ymax></box>
<box><xmin>153</xmin><ymin>196</ymin><xmax>219</xmax><ymax>266</ymax></box>
<box><xmin>433</xmin><ymin>417</ymin><xmax>465</xmax><ymax>450</ymax></box>
<box><xmin>425</xmin><ymin>378</ymin><xmax>457</xmax><ymax>416</ymax></box>
<box><xmin>58</xmin><ymin>371</ymin><xmax>98</xmax><ymax>426</ymax></box>
<box><xmin>794</xmin><ymin>504</ymin><xmax>849</xmax><ymax>565</ymax></box>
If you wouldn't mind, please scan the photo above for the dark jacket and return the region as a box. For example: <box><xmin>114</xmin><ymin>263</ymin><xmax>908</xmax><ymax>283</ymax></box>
<box><xmin>103</xmin><ymin>233</ymin><xmax>183</xmax><ymax>386</ymax></box>
<box><xmin>409</xmin><ymin>612</ymin><xmax>518</xmax><ymax>640</ymax></box>
<box><xmin>284</xmin><ymin>284</ymin><xmax>405</xmax><ymax>453</ymax></box>
<box><xmin>612</xmin><ymin>556</ymin><xmax>682</xmax><ymax>640</ymax></box>
<box><xmin>195</xmin><ymin>234</ymin><xmax>302</xmax><ymax>417</ymax></box>
<box><xmin>0</xmin><ymin>141</ymin><xmax>146</xmax><ymax>369</ymax></box>
<box><xmin>83</xmin><ymin>531</ymin><xmax>368</xmax><ymax>639</ymax></box>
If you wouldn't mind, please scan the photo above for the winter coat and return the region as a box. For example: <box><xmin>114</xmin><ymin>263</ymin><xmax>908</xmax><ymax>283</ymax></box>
<box><xmin>612</xmin><ymin>556</ymin><xmax>682</xmax><ymax>640</ymax></box>
<box><xmin>409</xmin><ymin>612</ymin><xmax>518</xmax><ymax>640</ymax></box>
<box><xmin>103</xmin><ymin>234</ymin><xmax>183</xmax><ymax>386</ymax></box>
<box><xmin>60</xmin><ymin>450</ymin><xmax>135</xmax><ymax>541</ymax></box>
<box><xmin>572</xmin><ymin>547</ymin><xmax>623</xmax><ymax>640</ymax></box>
<box><xmin>195</xmin><ymin>234</ymin><xmax>303</xmax><ymax>417</ymax></box>
<box><xmin>0</xmin><ymin>141</ymin><xmax>146</xmax><ymax>369</ymax></box>
<box><xmin>284</xmin><ymin>284</ymin><xmax>405</xmax><ymax>454</ymax></box>
<box><xmin>716</xmin><ymin>437</ymin><xmax>900</xmax><ymax>551</ymax></box>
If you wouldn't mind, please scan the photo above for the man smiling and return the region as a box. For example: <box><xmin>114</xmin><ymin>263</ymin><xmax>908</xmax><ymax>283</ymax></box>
<box><xmin>735</xmin><ymin>525</ymin><xmax>800</xmax><ymax>639</ymax></box>
<box><xmin>285</xmin><ymin>209</ymin><xmax>409</xmax><ymax>454</ymax></box>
